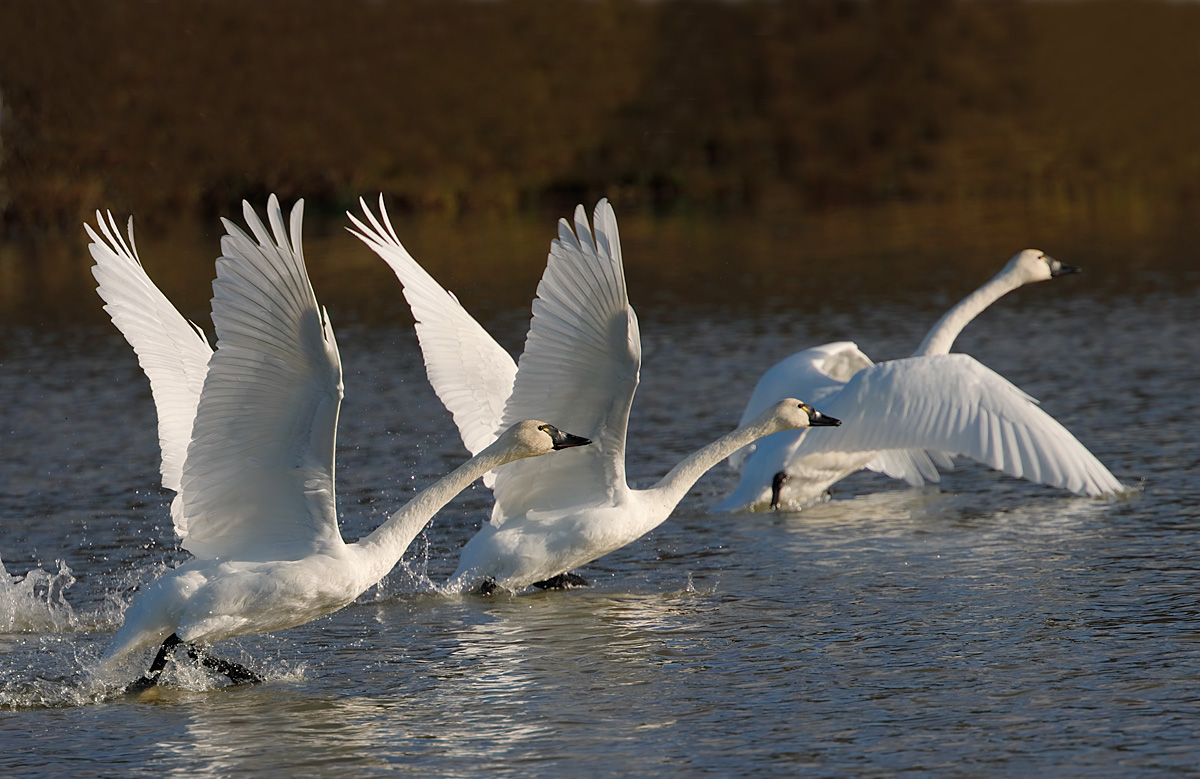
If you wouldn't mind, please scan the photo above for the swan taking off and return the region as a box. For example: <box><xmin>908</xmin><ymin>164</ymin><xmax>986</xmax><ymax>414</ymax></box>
<box><xmin>85</xmin><ymin>196</ymin><xmax>590</xmax><ymax>690</ymax></box>
<box><xmin>349</xmin><ymin>198</ymin><xmax>840</xmax><ymax>593</ymax></box>
<box><xmin>714</xmin><ymin>249</ymin><xmax>1124</xmax><ymax>512</ymax></box>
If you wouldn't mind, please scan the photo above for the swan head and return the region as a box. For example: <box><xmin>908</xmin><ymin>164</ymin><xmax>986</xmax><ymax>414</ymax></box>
<box><xmin>495</xmin><ymin>420</ymin><xmax>593</xmax><ymax>460</ymax></box>
<box><xmin>756</xmin><ymin>398</ymin><xmax>842</xmax><ymax>434</ymax></box>
<box><xmin>1006</xmin><ymin>249</ymin><xmax>1081</xmax><ymax>284</ymax></box>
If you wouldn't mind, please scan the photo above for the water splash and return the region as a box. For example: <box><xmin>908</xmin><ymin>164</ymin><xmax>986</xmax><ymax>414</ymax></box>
<box><xmin>373</xmin><ymin>532</ymin><xmax>447</xmax><ymax>598</ymax></box>
<box><xmin>0</xmin><ymin>553</ymin><xmax>78</xmax><ymax>633</ymax></box>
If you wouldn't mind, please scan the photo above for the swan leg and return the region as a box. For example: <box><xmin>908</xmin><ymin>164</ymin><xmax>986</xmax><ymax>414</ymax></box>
<box><xmin>124</xmin><ymin>634</ymin><xmax>263</xmax><ymax>691</ymax></box>
<box><xmin>184</xmin><ymin>644</ymin><xmax>264</xmax><ymax>685</ymax></box>
<box><xmin>531</xmin><ymin>572</ymin><xmax>589</xmax><ymax>590</ymax></box>
<box><xmin>770</xmin><ymin>471</ymin><xmax>789</xmax><ymax>510</ymax></box>
<box><xmin>124</xmin><ymin>633</ymin><xmax>185</xmax><ymax>693</ymax></box>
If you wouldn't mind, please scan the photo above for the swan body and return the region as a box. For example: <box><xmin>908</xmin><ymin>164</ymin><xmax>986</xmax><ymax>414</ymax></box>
<box><xmin>349</xmin><ymin>198</ymin><xmax>840</xmax><ymax>592</ymax></box>
<box><xmin>86</xmin><ymin>196</ymin><xmax>589</xmax><ymax>684</ymax></box>
<box><xmin>453</xmin><ymin>398</ymin><xmax>837</xmax><ymax>589</ymax></box>
<box><xmin>715</xmin><ymin>249</ymin><xmax>1124</xmax><ymax>512</ymax></box>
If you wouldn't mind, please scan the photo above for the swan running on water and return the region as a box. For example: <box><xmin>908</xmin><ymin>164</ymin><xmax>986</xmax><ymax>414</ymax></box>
<box><xmin>85</xmin><ymin>196</ymin><xmax>590</xmax><ymax>690</ymax></box>
<box><xmin>714</xmin><ymin>249</ymin><xmax>1124</xmax><ymax>512</ymax></box>
<box><xmin>349</xmin><ymin>198</ymin><xmax>841</xmax><ymax>594</ymax></box>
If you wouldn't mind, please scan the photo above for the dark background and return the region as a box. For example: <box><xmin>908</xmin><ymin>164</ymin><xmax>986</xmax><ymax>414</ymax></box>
<box><xmin>0</xmin><ymin>0</ymin><xmax>1197</xmax><ymax>328</ymax></box>
<box><xmin>2</xmin><ymin>0</ymin><xmax>1198</xmax><ymax>230</ymax></box>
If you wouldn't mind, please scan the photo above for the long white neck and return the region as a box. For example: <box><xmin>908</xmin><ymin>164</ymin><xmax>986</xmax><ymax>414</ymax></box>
<box><xmin>913</xmin><ymin>268</ymin><xmax>1026</xmax><ymax>357</ymax></box>
<box><xmin>351</xmin><ymin>444</ymin><xmax>516</xmax><ymax>582</ymax></box>
<box><xmin>648</xmin><ymin>418</ymin><xmax>790</xmax><ymax>516</ymax></box>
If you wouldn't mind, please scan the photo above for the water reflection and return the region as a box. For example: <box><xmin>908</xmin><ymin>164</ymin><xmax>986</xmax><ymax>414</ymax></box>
<box><xmin>2</xmin><ymin>200</ymin><xmax>1197</xmax><ymax>328</ymax></box>
<box><xmin>162</xmin><ymin>691</ymin><xmax>407</xmax><ymax>776</ymax></box>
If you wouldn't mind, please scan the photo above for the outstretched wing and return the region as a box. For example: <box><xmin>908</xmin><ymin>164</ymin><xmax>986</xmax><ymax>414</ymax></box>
<box><xmin>179</xmin><ymin>196</ymin><xmax>345</xmax><ymax>561</ymax></box>
<box><xmin>728</xmin><ymin>341</ymin><xmax>870</xmax><ymax>471</ymax></box>
<box><xmin>348</xmin><ymin>196</ymin><xmax>517</xmax><ymax>476</ymax></box>
<box><xmin>87</xmin><ymin>212</ymin><xmax>213</xmax><ymax>536</ymax></box>
<box><xmin>799</xmin><ymin>354</ymin><xmax>1124</xmax><ymax>497</ymax></box>
<box><xmin>863</xmin><ymin>447</ymin><xmax>954</xmax><ymax>486</ymax></box>
<box><xmin>491</xmin><ymin>200</ymin><xmax>641</xmax><ymax>523</ymax></box>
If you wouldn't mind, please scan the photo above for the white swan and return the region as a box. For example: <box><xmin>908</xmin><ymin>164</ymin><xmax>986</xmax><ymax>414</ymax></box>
<box><xmin>714</xmin><ymin>249</ymin><xmax>1124</xmax><ymax>512</ymax></box>
<box><xmin>85</xmin><ymin>196</ymin><xmax>590</xmax><ymax>689</ymax></box>
<box><xmin>348</xmin><ymin>198</ymin><xmax>840</xmax><ymax>593</ymax></box>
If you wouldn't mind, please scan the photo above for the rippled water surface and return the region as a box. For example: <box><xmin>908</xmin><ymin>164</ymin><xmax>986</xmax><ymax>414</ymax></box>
<box><xmin>0</xmin><ymin>248</ymin><xmax>1196</xmax><ymax>776</ymax></box>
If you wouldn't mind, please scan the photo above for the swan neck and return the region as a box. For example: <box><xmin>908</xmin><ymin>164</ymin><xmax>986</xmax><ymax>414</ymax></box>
<box><xmin>651</xmin><ymin>422</ymin><xmax>774</xmax><ymax>509</ymax></box>
<box><xmin>913</xmin><ymin>270</ymin><xmax>1024</xmax><ymax>356</ymax></box>
<box><xmin>354</xmin><ymin>447</ymin><xmax>509</xmax><ymax>572</ymax></box>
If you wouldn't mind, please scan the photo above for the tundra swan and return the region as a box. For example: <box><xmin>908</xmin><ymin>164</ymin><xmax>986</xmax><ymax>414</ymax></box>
<box><xmin>349</xmin><ymin>198</ymin><xmax>840</xmax><ymax>593</ymax></box>
<box><xmin>86</xmin><ymin>196</ymin><xmax>590</xmax><ymax>689</ymax></box>
<box><xmin>714</xmin><ymin>249</ymin><xmax>1124</xmax><ymax>512</ymax></box>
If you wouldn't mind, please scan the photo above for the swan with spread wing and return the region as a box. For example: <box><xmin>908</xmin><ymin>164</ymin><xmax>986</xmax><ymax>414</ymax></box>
<box><xmin>350</xmin><ymin>198</ymin><xmax>840</xmax><ymax>593</ymax></box>
<box><xmin>714</xmin><ymin>250</ymin><xmax>1124</xmax><ymax>512</ymax></box>
<box><xmin>87</xmin><ymin>196</ymin><xmax>590</xmax><ymax>690</ymax></box>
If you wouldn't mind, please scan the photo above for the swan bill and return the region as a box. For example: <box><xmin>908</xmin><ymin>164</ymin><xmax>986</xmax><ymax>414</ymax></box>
<box><xmin>540</xmin><ymin>424</ymin><xmax>592</xmax><ymax>450</ymax></box>
<box><xmin>1047</xmin><ymin>255</ymin><xmax>1081</xmax><ymax>277</ymax></box>
<box><xmin>805</xmin><ymin>406</ymin><xmax>841</xmax><ymax>427</ymax></box>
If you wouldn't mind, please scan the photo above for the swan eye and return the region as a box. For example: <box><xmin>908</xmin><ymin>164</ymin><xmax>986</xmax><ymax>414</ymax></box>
<box><xmin>538</xmin><ymin>424</ymin><xmax>553</xmax><ymax>435</ymax></box>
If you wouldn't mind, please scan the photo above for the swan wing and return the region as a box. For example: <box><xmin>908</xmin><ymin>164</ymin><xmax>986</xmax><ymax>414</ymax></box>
<box><xmin>347</xmin><ymin>197</ymin><xmax>516</xmax><ymax>466</ymax></box>
<box><xmin>799</xmin><ymin>354</ymin><xmax>1124</xmax><ymax>497</ymax></box>
<box><xmin>179</xmin><ymin>196</ymin><xmax>345</xmax><ymax>561</ymax></box>
<box><xmin>491</xmin><ymin>200</ymin><xmax>640</xmax><ymax>522</ymax></box>
<box><xmin>861</xmin><ymin>449</ymin><xmax>946</xmax><ymax>486</ymax></box>
<box><xmin>729</xmin><ymin>341</ymin><xmax>870</xmax><ymax>470</ymax></box>
<box><xmin>87</xmin><ymin>212</ymin><xmax>214</xmax><ymax>535</ymax></box>
<box><xmin>737</xmin><ymin>341</ymin><xmax>870</xmax><ymax>425</ymax></box>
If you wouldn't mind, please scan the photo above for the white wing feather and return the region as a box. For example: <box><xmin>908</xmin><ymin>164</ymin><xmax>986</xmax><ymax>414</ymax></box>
<box><xmin>863</xmin><ymin>448</ymin><xmax>949</xmax><ymax>486</ymax></box>
<box><xmin>798</xmin><ymin>354</ymin><xmax>1123</xmax><ymax>497</ymax></box>
<box><xmin>729</xmin><ymin>341</ymin><xmax>956</xmax><ymax>484</ymax></box>
<box><xmin>347</xmin><ymin>196</ymin><xmax>517</xmax><ymax>481</ymax></box>
<box><xmin>728</xmin><ymin>342</ymin><xmax>870</xmax><ymax>470</ymax></box>
<box><xmin>178</xmin><ymin>196</ymin><xmax>345</xmax><ymax>561</ymax></box>
<box><xmin>490</xmin><ymin>200</ymin><xmax>640</xmax><ymax>523</ymax></box>
<box><xmin>87</xmin><ymin>212</ymin><xmax>213</xmax><ymax>536</ymax></box>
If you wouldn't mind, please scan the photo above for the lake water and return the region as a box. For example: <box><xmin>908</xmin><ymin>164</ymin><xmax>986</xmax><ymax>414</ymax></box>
<box><xmin>0</xmin><ymin>210</ymin><xmax>1197</xmax><ymax>776</ymax></box>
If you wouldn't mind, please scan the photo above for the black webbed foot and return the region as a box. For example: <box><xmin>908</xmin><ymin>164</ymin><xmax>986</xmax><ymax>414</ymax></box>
<box><xmin>123</xmin><ymin>675</ymin><xmax>159</xmax><ymax>695</ymax></box>
<box><xmin>123</xmin><ymin>633</ymin><xmax>184</xmax><ymax>693</ymax></box>
<box><xmin>125</xmin><ymin>632</ymin><xmax>263</xmax><ymax>691</ymax></box>
<box><xmin>186</xmin><ymin>644</ymin><xmax>264</xmax><ymax>685</ymax></box>
<box><xmin>182</xmin><ymin>643</ymin><xmax>262</xmax><ymax>681</ymax></box>
<box><xmin>531</xmin><ymin>572</ymin><xmax>589</xmax><ymax>590</ymax></box>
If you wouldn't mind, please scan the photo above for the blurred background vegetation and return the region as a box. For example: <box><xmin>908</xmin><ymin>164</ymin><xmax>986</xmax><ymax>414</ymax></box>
<box><xmin>1</xmin><ymin>0</ymin><xmax>1199</xmax><ymax>230</ymax></box>
<box><xmin>0</xmin><ymin>0</ymin><xmax>1197</xmax><ymax>328</ymax></box>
